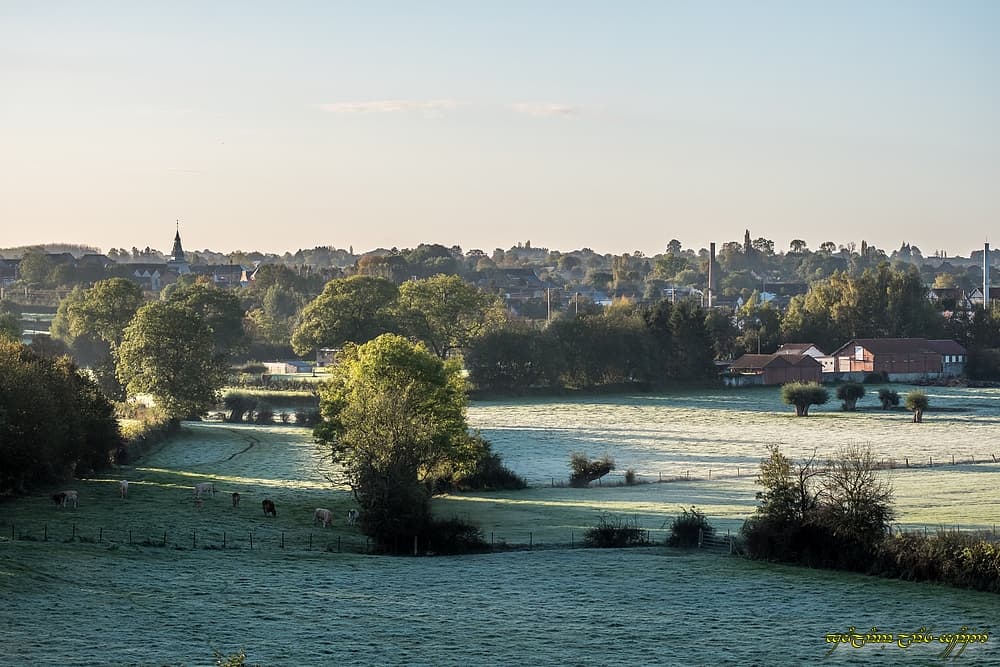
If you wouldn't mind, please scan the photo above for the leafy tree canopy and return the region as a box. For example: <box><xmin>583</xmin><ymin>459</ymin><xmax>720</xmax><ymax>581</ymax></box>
<box><xmin>116</xmin><ymin>301</ymin><xmax>226</xmax><ymax>421</ymax></box>
<box><xmin>291</xmin><ymin>276</ymin><xmax>399</xmax><ymax>356</ymax></box>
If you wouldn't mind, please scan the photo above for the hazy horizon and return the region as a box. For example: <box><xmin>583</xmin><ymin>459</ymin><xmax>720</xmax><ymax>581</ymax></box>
<box><xmin>3</xmin><ymin>2</ymin><xmax>997</xmax><ymax>257</ymax></box>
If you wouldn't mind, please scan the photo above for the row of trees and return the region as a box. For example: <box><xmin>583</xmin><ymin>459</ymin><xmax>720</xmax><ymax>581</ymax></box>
<box><xmin>781</xmin><ymin>382</ymin><xmax>929</xmax><ymax>421</ymax></box>
<box><xmin>465</xmin><ymin>300</ymin><xmax>718</xmax><ymax>391</ymax></box>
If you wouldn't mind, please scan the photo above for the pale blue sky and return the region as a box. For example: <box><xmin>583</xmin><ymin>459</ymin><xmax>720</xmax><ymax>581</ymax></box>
<box><xmin>2</xmin><ymin>1</ymin><xmax>997</xmax><ymax>256</ymax></box>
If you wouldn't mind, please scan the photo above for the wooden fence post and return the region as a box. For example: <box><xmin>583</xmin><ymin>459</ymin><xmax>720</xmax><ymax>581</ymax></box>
<box><xmin>697</xmin><ymin>527</ymin><xmax>703</xmax><ymax>548</ymax></box>
<box><xmin>249</xmin><ymin>531</ymin><xmax>253</xmax><ymax>549</ymax></box>
<box><xmin>529</xmin><ymin>532</ymin><xmax>533</xmax><ymax>550</ymax></box>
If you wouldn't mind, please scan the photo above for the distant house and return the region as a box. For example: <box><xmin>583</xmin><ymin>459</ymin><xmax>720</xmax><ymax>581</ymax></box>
<box><xmin>0</xmin><ymin>258</ymin><xmax>19</xmax><ymax>286</ymax></box>
<box><xmin>927</xmin><ymin>339</ymin><xmax>969</xmax><ymax>377</ymax></box>
<box><xmin>725</xmin><ymin>352</ymin><xmax>822</xmax><ymax>387</ymax></box>
<box><xmin>828</xmin><ymin>338</ymin><xmax>967</xmax><ymax>381</ymax></box>
<box><xmin>774</xmin><ymin>343</ymin><xmax>825</xmax><ymax>358</ymax></box>
<box><xmin>968</xmin><ymin>287</ymin><xmax>1000</xmax><ymax>307</ymax></box>
<box><xmin>928</xmin><ymin>288</ymin><xmax>972</xmax><ymax>311</ymax></box>
<box><xmin>316</xmin><ymin>347</ymin><xmax>339</xmax><ymax>367</ymax></box>
<box><xmin>263</xmin><ymin>360</ymin><xmax>313</xmax><ymax>375</ymax></box>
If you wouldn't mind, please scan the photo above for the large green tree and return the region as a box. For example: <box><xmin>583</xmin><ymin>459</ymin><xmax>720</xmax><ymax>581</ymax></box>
<box><xmin>291</xmin><ymin>276</ymin><xmax>399</xmax><ymax>356</ymax></box>
<box><xmin>397</xmin><ymin>274</ymin><xmax>505</xmax><ymax>359</ymax></box>
<box><xmin>53</xmin><ymin>278</ymin><xmax>144</xmax><ymax>350</ymax></box>
<box><xmin>165</xmin><ymin>281</ymin><xmax>248</xmax><ymax>360</ymax></box>
<box><xmin>0</xmin><ymin>339</ymin><xmax>119</xmax><ymax>493</ymax></box>
<box><xmin>116</xmin><ymin>301</ymin><xmax>226</xmax><ymax>421</ymax></box>
<box><xmin>315</xmin><ymin>334</ymin><xmax>482</xmax><ymax>546</ymax></box>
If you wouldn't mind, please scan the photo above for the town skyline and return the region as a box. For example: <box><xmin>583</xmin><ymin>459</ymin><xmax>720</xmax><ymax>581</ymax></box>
<box><xmin>3</xmin><ymin>2</ymin><xmax>997</xmax><ymax>257</ymax></box>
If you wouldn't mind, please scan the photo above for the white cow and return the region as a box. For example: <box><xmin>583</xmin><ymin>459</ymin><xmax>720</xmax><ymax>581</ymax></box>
<box><xmin>193</xmin><ymin>482</ymin><xmax>215</xmax><ymax>498</ymax></box>
<box><xmin>119</xmin><ymin>480</ymin><xmax>129</xmax><ymax>498</ymax></box>
<box><xmin>346</xmin><ymin>509</ymin><xmax>360</xmax><ymax>526</ymax></box>
<box><xmin>314</xmin><ymin>508</ymin><xmax>333</xmax><ymax>527</ymax></box>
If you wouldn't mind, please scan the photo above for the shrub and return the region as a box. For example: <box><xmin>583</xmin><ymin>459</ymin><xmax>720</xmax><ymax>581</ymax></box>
<box><xmin>422</xmin><ymin>517</ymin><xmax>490</xmax><ymax>555</ymax></box>
<box><xmin>781</xmin><ymin>381</ymin><xmax>829</xmax><ymax>416</ymax></box>
<box><xmin>294</xmin><ymin>409</ymin><xmax>320</xmax><ymax>426</ymax></box>
<box><xmin>458</xmin><ymin>447</ymin><xmax>528</xmax><ymax>491</ymax></box>
<box><xmin>877</xmin><ymin>388</ymin><xmax>900</xmax><ymax>409</ymax></box>
<box><xmin>836</xmin><ymin>382</ymin><xmax>865</xmax><ymax>411</ymax></box>
<box><xmin>624</xmin><ymin>468</ymin><xmax>637</xmax><ymax>485</ymax></box>
<box><xmin>569</xmin><ymin>452</ymin><xmax>615</xmax><ymax>487</ymax></box>
<box><xmin>875</xmin><ymin>530</ymin><xmax>1000</xmax><ymax>593</ymax></box>
<box><xmin>667</xmin><ymin>506</ymin><xmax>714</xmax><ymax>548</ymax></box>
<box><xmin>584</xmin><ymin>514</ymin><xmax>647</xmax><ymax>548</ymax></box>
<box><xmin>863</xmin><ymin>371</ymin><xmax>888</xmax><ymax>384</ymax></box>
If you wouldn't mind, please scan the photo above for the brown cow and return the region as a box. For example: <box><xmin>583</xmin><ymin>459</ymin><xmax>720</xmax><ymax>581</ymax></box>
<box><xmin>52</xmin><ymin>490</ymin><xmax>78</xmax><ymax>508</ymax></box>
<box><xmin>314</xmin><ymin>508</ymin><xmax>332</xmax><ymax>527</ymax></box>
<box><xmin>231</xmin><ymin>492</ymin><xmax>241</xmax><ymax>508</ymax></box>
<box><xmin>261</xmin><ymin>499</ymin><xmax>276</xmax><ymax>517</ymax></box>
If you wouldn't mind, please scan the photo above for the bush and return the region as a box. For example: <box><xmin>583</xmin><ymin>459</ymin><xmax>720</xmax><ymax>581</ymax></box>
<box><xmin>584</xmin><ymin>514</ymin><xmax>647</xmax><ymax>548</ymax></box>
<box><xmin>667</xmin><ymin>506</ymin><xmax>714</xmax><ymax>548</ymax></box>
<box><xmin>294</xmin><ymin>409</ymin><xmax>320</xmax><ymax>426</ymax></box>
<box><xmin>876</xmin><ymin>530</ymin><xmax>1000</xmax><ymax>593</ymax></box>
<box><xmin>569</xmin><ymin>453</ymin><xmax>615</xmax><ymax>487</ymax></box>
<box><xmin>877</xmin><ymin>388</ymin><xmax>900</xmax><ymax>409</ymax></box>
<box><xmin>624</xmin><ymin>468</ymin><xmax>637</xmax><ymax>485</ymax></box>
<box><xmin>458</xmin><ymin>447</ymin><xmax>528</xmax><ymax>491</ymax></box>
<box><xmin>422</xmin><ymin>517</ymin><xmax>490</xmax><ymax>555</ymax></box>
<box><xmin>863</xmin><ymin>371</ymin><xmax>889</xmax><ymax>384</ymax></box>
<box><xmin>836</xmin><ymin>382</ymin><xmax>865</xmax><ymax>411</ymax></box>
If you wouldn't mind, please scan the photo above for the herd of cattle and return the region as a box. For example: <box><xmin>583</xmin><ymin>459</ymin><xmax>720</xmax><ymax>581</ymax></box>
<box><xmin>49</xmin><ymin>480</ymin><xmax>361</xmax><ymax>529</ymax></box>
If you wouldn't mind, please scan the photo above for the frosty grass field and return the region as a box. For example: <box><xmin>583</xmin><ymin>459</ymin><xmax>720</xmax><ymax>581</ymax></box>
<box><xmin>2</xmin><ymin>385</ymin><xmax>999</xmax><ymax>665</ymax></box>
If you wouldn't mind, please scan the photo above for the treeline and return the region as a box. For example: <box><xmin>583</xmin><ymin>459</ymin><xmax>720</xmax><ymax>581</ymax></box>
<box><xmin>466</xmin><ymin>300</ymin><xmax>717</xmax><ymax>392</ymax></box>
<box><xmin>742</xmin><ymin>446</ymin><xmax>1000</xmax><ymax>593</ymax></box>
<box><xmin>0</xmin><ymin>338</ymin><xmax>120</xmax><ymax>494</ymax></box>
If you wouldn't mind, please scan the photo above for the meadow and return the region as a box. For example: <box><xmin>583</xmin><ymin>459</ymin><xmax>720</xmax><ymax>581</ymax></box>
<box><xmin>2</xmin><ymin>386</ymin><xmax>999</xmax><ymax>665</ymax></box>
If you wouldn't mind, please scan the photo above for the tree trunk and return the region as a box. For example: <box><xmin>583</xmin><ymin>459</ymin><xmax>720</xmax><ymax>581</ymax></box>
<box><xmin>795</xmin><ymin>404</ymin><xmax>808</xmax><ymax>417</ymax></box>
<box><xmin>913</xmin><ymin>409</ymin><xmax>923</xmax><ymax>423</ymax></box>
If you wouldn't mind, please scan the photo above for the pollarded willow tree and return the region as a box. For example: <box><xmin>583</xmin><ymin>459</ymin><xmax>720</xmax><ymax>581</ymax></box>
<box><xmin>115</xmin><ymin>301</ymin><xmax>227</xmax><ymax>423</ymax></box>
<box><xmin>315</xmin><ymin>334</ymin><xmax>483</xmax><ymax>547</ymax></box>
<box><xmin>781</xmin><ymin>381</ymin><xmax>830</xmax><ymax>417</ymax></box>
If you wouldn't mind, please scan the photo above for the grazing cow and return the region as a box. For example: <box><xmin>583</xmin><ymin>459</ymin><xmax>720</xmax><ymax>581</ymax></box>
<box><xmin>314</xmin><ymin>508</ymin><xmax>332</xmax><ymax>527</ymax></box>
<box><xmin>193</xmin><ymin>482</ymin><xmax>215</xmax><ymax>498</ymax></box>
<box><xmin>52</xmin><ymin>490</ymin><xmax>78</xmax><ymax>508</ymax></box>
<box><xmin>262</xmin><ymin>499</ymin><xmax>277</xmax><ymax>517</ymax></box>
<box><xmin>347</xmin><ymin>509</ymin><xmax>360</xmax><ymax>526</ymax></box>
<box><xmin>119</xmin><ymin>480</ymin><xmax>129</xmax><ymax>498</ymax></box>
<box><xmin>231</xmin><ymin>492</ymin><xmax>241</xmax><ymax>508</ymax></box>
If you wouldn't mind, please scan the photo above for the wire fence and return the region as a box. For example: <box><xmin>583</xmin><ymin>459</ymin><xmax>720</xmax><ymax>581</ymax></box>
<box><xmin>0</xmin><ymin>521</ymin><xmax>672</xmax><ymax>555</ymax></box>
<box><xmin>550</xmin><ymin>451</ymin><xmax>1000</xmax><ymax>488</ymax></box>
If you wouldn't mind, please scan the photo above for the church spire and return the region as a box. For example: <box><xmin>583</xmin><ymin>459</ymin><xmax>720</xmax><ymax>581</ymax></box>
<box><xmin>170</xmin><ymin>219</ymin><xmax>186</xmax><ymax>262</ymax></box>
